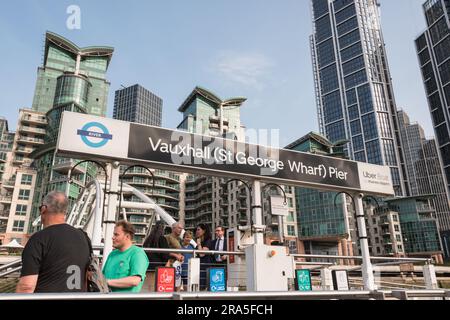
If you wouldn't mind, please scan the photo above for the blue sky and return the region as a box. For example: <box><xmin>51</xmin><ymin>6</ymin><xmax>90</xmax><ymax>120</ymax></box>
<box><xmin>0</xmin><ymin>0</ymin><xmax>432</xmax><ymax>147</ymax></box>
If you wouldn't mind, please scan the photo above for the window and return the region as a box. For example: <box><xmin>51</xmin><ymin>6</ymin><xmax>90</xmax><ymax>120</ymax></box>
<box><xmin>397</xmin><ymin>245</ymin><xmax>403</xmax><ymax>252</ymax></box>
<box><xmin>288</xmin><ymin>240</ymin><xmax>298</xmax><ymax>254</ymax></box>
<box><xmin>323</xmin><ymin>91</ymin><xmax>343</xmax><ymax>123</ymax></box>
<box><xmin>362</xmin><ymin>113</ymin><xmax>379</xmax><ymax>141</ymax></box>
<box><xmin>18</xmin><ymin>189</ymin><xmax>30</xmax><ymax>201</ymax></box>
<box><xmin>287</xmin><ymin>225</ymin><xmax>296</xmax><ymax>236</ymax></box>
<box><xmin>12</xmin><ymin>220</ymin><xmax>25</xmax><ymax>232</ymax></box>
<box><xmin>326</xmin><ymin>120</ymin><xmax>346</xmax><ymax>143</ymax></box>
<box><xmin>394</xmin><ymin>225</ymin><xmax>400</xmax><ymax>232</ymax></box>
<box><xmin>288</xmin><ymin>198</ymin><xmax>294</xmax><ymax>208</ymax></box>
<box><xmin>396</xmin><ymin>235</ymin><xmax>402</xmax><ymax>242</ymax></box>
<box><xmin>21</xmin><ymin>174</ymin><xmax>33</xmax><ymax>186</ymax></box>
<box><xmin>344</xmin><ymin>69</ymin><xmax>367</xmax><ymax>88</ymax></box>
<box><xmin>352</xmin><ymin>135</ymin><xmax>364</xmax><ymax>151</ymax></box>
<box><xmin>15</xmin><ymin>205</ymin><xmax>27</xmax><ymax>216</ymax></box>
<box><xmin>320</xmin><ymin>64</ymin><xmax>339</xmax><ymax>94</ymax></box>
<box><xmin>317</xmin><ymin>39</ymin><xmax>336</xmax><ymax>67</ymax></box>
<box><xmin>393</xmin><ymin>215</ymin><xmax>398</xmax><ymax>222</ymax></box>
<box><xmin>366</xmin><ymin>141</ymin><xmax>382</xmax><ymax>164</ymax></box>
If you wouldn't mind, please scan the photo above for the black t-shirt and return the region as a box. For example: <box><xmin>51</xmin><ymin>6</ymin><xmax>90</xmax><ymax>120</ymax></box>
<box><xmin>21</xmin><ymin>224</ymin><xmax>90</xmax><ymax>293</ymax></box>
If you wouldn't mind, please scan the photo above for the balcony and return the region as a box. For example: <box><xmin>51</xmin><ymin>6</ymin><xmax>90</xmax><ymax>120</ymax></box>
<box><xmin>21</xmin><ymin>114</ymin><xmax>47</xmax><ymax>125</ymax></box>
<box><xmin>17</xmin><ymin>136</ymin><xmax>45</xmax><ymax>145</ymax></box>
<box><xmin>2</xmin><ymin>178</ymin><xmax>16</xmax><ymax>189</ymax></box>
<box><xmin>416</xmin><ymin>204</ymin><xmax>434</xmax><ymax>213</ymax></box>
<box><xmin>0</xmin><ymin>210</ymin><xmax>10</xmax><ymax>218</ymax></box>
<box><xmin>53</xmin><ymin>160</ymin><xmax>86</xmax><ymax>174</ymax></box>
<box><xmin>19</xmin><ymin>126</ymin><xmax>46</xmax><ymax>136</ymax></box>
<box><xmin>0</xmin><ymin>195</ymin><xmax>13</xmax><ymax>203</ymax></box>
<box><xmin>15</xmin><ymin>146</ymin><xmax>34</xmax><ymax>155</ymax></box>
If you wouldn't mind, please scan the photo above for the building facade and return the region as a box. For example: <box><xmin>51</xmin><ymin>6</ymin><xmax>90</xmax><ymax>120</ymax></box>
<box><xmin>0</xmin><ymin>109</ymin><xmax>46</xmax><ymax>245</ymax></box>
<box><xmin>113</xmin><ymin>84</ymin><xmax>163</xmax><ymax>126</ymax></box>
<box><xmin>113</xmin><ymin>84</ymin><xmax>182</xmax><ymax>244</ymax></box>
<box><xmin>415</xmin><ymin>0</ymin><xmax>450</xmax><ymax>196</ymax></box>
<box><xmin>286</xmin><ymin>132</ymin><xmax>355</xmax><ymax>260</ymax></box>
<box><xmin>32</xmin><ymin>31</ymin><xmax>112</xmax><ymax>116</ymax></box>
<box><xmin>363</xmin><ymin>204</ymin><xmax>405</xmax><ymax>257</ymax></box>
<box><xmin>29</xmin><ymin>32</ymin><xmax>114</xmax><ymax>232</ymax></box>
<box><xmin>310</xmin><ymin>0</ymin><xmax>407</xmax><ymax>196</ymax></box>
<box><xmin>384</xmin><ymin>196</ymin><xmax>444</xmax><ymax>264</ymax></box>
<box><xmin>398</xmin><ymin>110</ymin><xmax>450</xmax><ymax>258</ymax></box>
<box><xmin>177</xmin><ymin>87</ymin><xmax>247</xmax><ymax>232</ymax></box>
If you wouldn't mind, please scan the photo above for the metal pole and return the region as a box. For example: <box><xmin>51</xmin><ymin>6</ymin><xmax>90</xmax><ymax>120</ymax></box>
<box><xmin>251</xmin><ymin>180</ymin><xmax>264</xmax><ymax>244</ymax></box>
<box><xmin>354</xmin><ymin>192</ymin><xmax>376</xmax><ymax>291</ymax></box>
<box><xmin>103</xmin><ymin>161</ymin><xmax>121</xmax><ymax>264</ymax></box>
<box><xmin>278</xmin><ymin>215</ymin><xmax>284</xmax><ymax>243</ymax></box>
<box><xmin>219</xmin><ymin>103</ymin><xmax>223</xmax><ymax>136</ymax></box>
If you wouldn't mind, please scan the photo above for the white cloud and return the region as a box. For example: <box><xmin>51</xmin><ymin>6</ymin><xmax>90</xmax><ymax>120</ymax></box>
<box><xmin>211</xmin><ymin>51</ymin><xmax>273</xmax><ymax>90</ymax></box>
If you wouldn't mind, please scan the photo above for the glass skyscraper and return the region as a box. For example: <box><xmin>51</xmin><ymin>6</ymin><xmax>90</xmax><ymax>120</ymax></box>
<box><xmin>398</xmin><ymin>110</ymin><xmax>450</xmax><ymax>232</ymax></box>
<box><xmin>310</xmin><ymin>0</ymin><xmax>407</xmax><ymax>196</ymax></box>
<box><xmin>113</xmin><ymin>84</ymin><xmax>162</xmax><ymax>127</ymax></box>
<box><xmin>32</xmin><ymin>32</ymin><xmax>113</xmax><ymax>116</ymax></box>
<box><xmin>29</xmin><ymin>32</ymin><xmax>114</xmax><ymax>232</ymax></box>
<box><xmin>415</xmin><ymin>0</ymin><xmax>450</xmax><ymax>196</ymax></box>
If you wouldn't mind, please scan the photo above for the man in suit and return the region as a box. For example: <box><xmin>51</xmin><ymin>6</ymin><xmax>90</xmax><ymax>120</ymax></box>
<box><xmin>211</xmin><ymin>226</ymin><xmax>227</xmax><ymax>265</ymax></box>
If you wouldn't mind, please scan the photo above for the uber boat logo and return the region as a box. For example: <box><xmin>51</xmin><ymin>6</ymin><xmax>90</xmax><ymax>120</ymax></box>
<box><xmin>77</xmin><ymin>122</ymin><xmax>113</xmax><ymax>148</ymax></box>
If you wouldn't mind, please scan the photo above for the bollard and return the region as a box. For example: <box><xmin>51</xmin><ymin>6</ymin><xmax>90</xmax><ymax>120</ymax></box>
<box><xmin>187</xmin><ymin>258</ymin><xmax>200</xmax><ymax>292</ymax></box>
<box><xmin>423</xmin><ymin>264</ymin><xmax>438</xmax><ymax>290</ymax></box>
<box><xmin>321</xmin><ymin>268</ymin><xmax>334</xmax><ymax>291</ymax></box>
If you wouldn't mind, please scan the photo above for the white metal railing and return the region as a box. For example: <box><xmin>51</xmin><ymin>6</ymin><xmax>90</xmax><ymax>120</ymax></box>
<box><xmin>0</xmin><ymin>290</ymin><xmax>448</xmax><ymax>301</ymax></box>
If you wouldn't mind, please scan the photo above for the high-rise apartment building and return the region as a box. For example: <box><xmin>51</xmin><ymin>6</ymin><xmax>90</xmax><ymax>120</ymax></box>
<box><xmin>398</xmin><ymin>109</ymin><xmax>450</xmax><ymax>258</ymax></box>
<box><xmin>0</xmin><ymin>109</ymin><xmax>46</xmax><ymax>245</ymax></box>
<box><xmin>113</xmin><ymin>84</ymin><xmax>163</xmax><ymax>126</ymax></box>
<box><xmin>113</xmin><ymin>84</ymin><xmax>182</xmax><ymax>244</ymax></box>
<box><xmin>415</xmin><ymin>0</ymin><xmax>450</xmax><ymax>196</ymax></box>
<box><xmin>310</xmin><ymin>0</ymin><xmax>407</xmax><ymax>196</ymax></box>
<box><xmin>177</xmin><ymin>87</ymin><xmax>246</xmax><ymax>231</ymax></box>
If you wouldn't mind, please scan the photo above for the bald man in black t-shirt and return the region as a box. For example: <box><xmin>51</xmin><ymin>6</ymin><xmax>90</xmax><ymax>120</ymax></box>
<box><xmin>16</xmin><ymin>191</ymin><xmax>90</xmax><ymax>293</ymax></box>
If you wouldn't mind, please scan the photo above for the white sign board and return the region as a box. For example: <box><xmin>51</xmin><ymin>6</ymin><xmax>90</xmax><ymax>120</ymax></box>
<box><xmin>57</xmin><ymin>112</ymin><xmax>395</xmax><ymax>196</ymax></box>
<box><xmin>270</xmin><ymin>196</ymin><xmax>289</xmax><ymax>216</ymax></box>
<box><xmin>333</xmin><ymin>270</ymin><xmax>350</xmax><ymax>291</ymax></box>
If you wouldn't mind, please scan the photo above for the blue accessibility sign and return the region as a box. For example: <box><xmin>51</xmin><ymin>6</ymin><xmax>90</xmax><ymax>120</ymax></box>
<box><xmin>207</xmin><ymin>268</ymin><xmax>226</xmax><ymax>292</ymax></box>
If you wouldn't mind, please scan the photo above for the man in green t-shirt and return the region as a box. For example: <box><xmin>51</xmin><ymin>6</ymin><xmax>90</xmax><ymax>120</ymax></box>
<box><xmin>102</xmin><ymin>220</ymin><xmax>149</xmax><ymax>293</ymax></box>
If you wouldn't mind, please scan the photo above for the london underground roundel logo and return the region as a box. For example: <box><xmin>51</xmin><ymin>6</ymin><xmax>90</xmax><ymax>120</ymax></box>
<box><xmin>77</xmin><ymin>122</ymin><xmax>113</xmax><ymax>148</ymax></box>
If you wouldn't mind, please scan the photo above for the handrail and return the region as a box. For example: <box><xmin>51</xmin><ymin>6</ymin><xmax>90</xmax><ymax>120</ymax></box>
<box><xmin>291</xmin><ymin>254</ymin><xmax>432</xmax><ymax>263</ymax></box>
<box><xmin>0</xmin><ymin>259</ymin><xmax>21</xmax><ymax>273</ymax></box>
<box><xmin>0</xmin><ymin>266</ymin><xmax>22</xmax><ymax>278</ymax></box>
<box><xmin>0</xmin><ymin>290</ymin><xmax>448</xmax><ymax>300</ymax></box>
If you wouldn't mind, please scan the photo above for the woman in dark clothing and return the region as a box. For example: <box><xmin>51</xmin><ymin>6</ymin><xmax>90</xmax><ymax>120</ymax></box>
<box><xmin>195</xmin><ymin>223</ymin><xmax>213</xmax><ymax>290</ymax></box>
<box><xmin>142</xmin><ymin>220</ymin><xmax>170</xmax><ymax>291</ymax></box>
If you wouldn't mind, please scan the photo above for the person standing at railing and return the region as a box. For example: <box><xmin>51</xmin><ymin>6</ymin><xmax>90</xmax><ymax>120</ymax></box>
<box><xmin>102</xmin><ymin>221</ymin><xmax>149</xmax><ymax>293</ymax></box>
<box><xmin>16</xmin><ymin>191</ymin><xmax>90</xmax><ymax>293</ymax></box>
<box><xmin>181</xmin><ymin>231</ymin><xmax>195</xmax><ymax>290</ymax></box>
<box><xmin>195</xmin><ymin>223</ymin><xmax>213</xmax><ymax>291</ymax></box>
<box><xmin>165</xmin><ymin>222</ymin><xmax>184</xmax><ymax>291</ymax></box>
<box><xmin>142</xmin><ymin>220</ymin><xmax>170</xmax><ymax>291</ymax></box>
<box><xmin>211</xmin><ymin>226</ymin><xmax>228</xmax><ymax>265</ymax></box>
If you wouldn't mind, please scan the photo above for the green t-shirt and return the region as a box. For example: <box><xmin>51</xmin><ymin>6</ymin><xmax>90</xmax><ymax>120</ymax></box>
<box><xmin>102</xmin><ymin>245</ymin><xmax>149</xmax><ymax>293</ymax></box>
